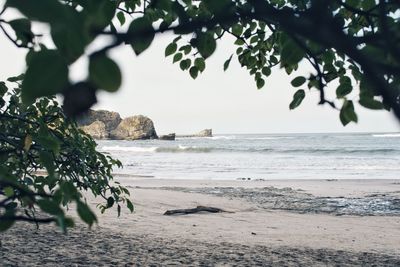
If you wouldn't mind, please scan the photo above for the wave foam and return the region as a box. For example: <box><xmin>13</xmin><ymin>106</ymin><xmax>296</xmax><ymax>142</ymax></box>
<box><xmin>101</xmin><ymin>146</ymin><xmax>158</xmax><ymax>152</ymax></box>
<box><xmin>372</xmin><ymin>133</ymin><xmax>400</xmax><ymax>138</ymax></box>
<box><xmin>156</xmin><ymin>145</ymin><xmax>213</xmax><ymax>153</ymax></box>
<box><xmin>176</xmin><ymin>136</ymin><xmax>236</xmax><ymax>140</ymax></box>
<box><xmin>101</xmin><ymin>145</ymin><xmax>213</xmax><ymax>153</ymax></box>
<box><xmin>101</xmin><ymin>145</ymin><xmax>398</xmax><ymax>155</ymax></box>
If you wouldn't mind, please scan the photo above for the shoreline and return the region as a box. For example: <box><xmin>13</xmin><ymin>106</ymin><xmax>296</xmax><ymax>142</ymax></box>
<box><xmin>2</xmin><ymin>178</ymin><xmax>399</xmax><ymax>266</ymax></box>
<box><xmin>115</xmin><ymin>177</ymin><xmax>400</xmax><ymax>197</ymax></box>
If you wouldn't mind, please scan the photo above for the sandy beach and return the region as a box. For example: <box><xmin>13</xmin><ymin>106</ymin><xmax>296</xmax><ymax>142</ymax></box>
<box><xmin>1</xmin><ymin>178</ymin><xmax>400</xmax><ymax>266</ymax></box>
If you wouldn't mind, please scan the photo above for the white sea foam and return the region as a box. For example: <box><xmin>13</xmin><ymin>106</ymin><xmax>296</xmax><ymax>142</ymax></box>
<box><xmin>372</xmin><ymin>133</ymin><xmax>400</xmax><ymax>138</ymax></box>
<box><xmin>156</xmin><ymin>145</ymin><xmax>212</xmax><ymax>153</ymax></box>
<box><xmin>242</xmin><ymin>137</ymin><xmax>293</xmax><ymax>140</ymax></box>
<box><xmin>101</xmin><ymin>145</ymin><xmax>211</xmax><ymax>153</ymax></box>
<box><xmin>101</xmin><ymin>146</ymin><xmax>158</xmax><ymax>152</ymax></box>
<box><xmin>206</xmin><ymin>136</ymin><xmax>236</xmax><ymax>140</ymax></box>
<box><xmin>176</xmin><ymin>136</ymin><xmax>236</xmax><ymax>140</ymax></box>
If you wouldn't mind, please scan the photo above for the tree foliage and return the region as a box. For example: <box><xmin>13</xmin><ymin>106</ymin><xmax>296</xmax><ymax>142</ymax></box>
<box><xmin>0</xmin><ymin>0</ymin><xmax>398</xmax><ymax>124</ymax></box>
<box><xmin>0</xmin><ymin>0</ymin><xmax>399</xmax><ymax>230</ymax></box>
<box><xmin>0</xmin><ymin>76</ymin><xmax>132</xmax><ymax>232</ymax></box>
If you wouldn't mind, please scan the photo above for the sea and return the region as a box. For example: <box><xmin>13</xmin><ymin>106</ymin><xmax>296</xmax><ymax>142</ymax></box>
<box><xmin>98</xmin><ymin>133</ymin><xmax>400</xmax><ymax>180</ymax></box>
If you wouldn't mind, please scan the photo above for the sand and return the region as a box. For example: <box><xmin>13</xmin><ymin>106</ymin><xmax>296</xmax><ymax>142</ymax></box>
<box><xmin>1</xmin><ymin>178</ymin><xmax>400</xmax><ymax>266</ymax></box>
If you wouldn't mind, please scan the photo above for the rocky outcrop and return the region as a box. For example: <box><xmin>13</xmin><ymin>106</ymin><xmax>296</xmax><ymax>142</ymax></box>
<box><xmin>77</xmin><ymin>109</ymin><xmax>211</xmax><ymax>141</ymax></box>
<box><xmin>159</xmin><ymin>133</ymin><xmax>176</xmax><ymax>141</ymax></box>
<box><xmin>77</xmin><ymin>110</ymin><xmax>158</xmax><ymax>140</ymax></box>
<box><xmin>177</xmin><ymin>129</ymin><xmax>213</xmax><ymax>138</ymax></box>
<box><xmin>80</xmin><ymin>121</ymin><xmax>108</xmax><ymax>139</ymax></box>
<box><xmin>196</xmin><ymin>129</ymin><xmax>212</xmax><ymax>137</ymax></box>
<box><xmin>110</xmin><ymin>115</ymin><xmax>158</xmax><ymax>140</ymax></box>
<box><xmin>77</xmin><ymin>109</ymin><xmax>122</xmax><ymax>132</ymax></box>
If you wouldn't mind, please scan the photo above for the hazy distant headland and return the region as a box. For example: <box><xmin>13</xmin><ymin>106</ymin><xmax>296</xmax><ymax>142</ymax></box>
<box><xmin>77</xmin><ymin>109</ymin><xmax>212</xmax><ymax>140</ymax></box>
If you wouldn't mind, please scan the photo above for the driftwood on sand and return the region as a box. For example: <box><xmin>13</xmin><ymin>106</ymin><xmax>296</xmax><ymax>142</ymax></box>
<box><xmin>163</xmin><ymin>206</ymin><xmax>230</xmax><ymax>215</ymax></box>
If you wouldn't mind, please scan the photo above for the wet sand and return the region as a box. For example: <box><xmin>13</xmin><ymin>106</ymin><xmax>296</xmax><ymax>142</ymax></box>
<box><xmin>1</xmin><ymin>179</ymin><xmax>400</xmax><ymax>266</ymax></box>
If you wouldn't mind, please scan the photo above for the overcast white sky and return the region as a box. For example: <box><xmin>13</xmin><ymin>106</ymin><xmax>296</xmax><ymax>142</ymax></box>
<box><xmin>1</xmin><ymin>15</ymin><xmax>399</xmax><ymax>134</ymax></box>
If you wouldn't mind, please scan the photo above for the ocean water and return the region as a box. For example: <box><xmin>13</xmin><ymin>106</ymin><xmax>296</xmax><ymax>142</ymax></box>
<box><xmin>98</xmin><ymin>133</ymin><xmax>400</xmax><ymax>180</ymax></box>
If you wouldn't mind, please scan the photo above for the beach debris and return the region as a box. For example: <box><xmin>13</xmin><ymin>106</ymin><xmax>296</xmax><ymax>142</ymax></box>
<box><xmin>163</xmin><ymin>206</ymin><xmax>229</xmax><ymax>215</ymax></box>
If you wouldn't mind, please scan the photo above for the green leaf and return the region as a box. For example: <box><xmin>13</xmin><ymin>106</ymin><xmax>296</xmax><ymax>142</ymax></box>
<box><xmin>0</xmin><ymin>211</ymin><xmax>15</xmax><ymax>232</ymax></box>
<box><xmin>117</xmin><ymin>204</ymin><xmax>121</xmax><ymax>217</ymax></box>
<box><xmin>256</xmin><ymin>78</ymin><xmax>265</xmax><ymax>89</ymax></box>
<box><xmin>362</xmin><ymin>0</ymin><xmax>376</xmax><ymax>10</ymax></box>
<box><xmin>56</xmin><ymin>216</ymin><xmax>75</xmax><ymax>232</ymax></box>
<box><xmin>6</xmin><ymin>74</ymin><xmax>24</xmax><ymax>83</ymax></box>
<box><xmin>261</xmin><ymin>67</ymin><xmax>271</xmax><ymax>76</ymax></box>
<box><xmin>224</xmin><ymin>55</ymin><xmax>233</xmax><ymax>71</ymax></box>
<box><xmin>51</xmin><ymin>22</ymin><xmax>87</xmax><ymax>63</ymax></box>
<box><xmin>83</xmin><ymin>0</ymin><xmax>116</xmax><ymax>29</ymax></box>
<box><xmin>194</xmin><ymin>32</ymin><xmax>216</xmax><ymax>59</ymax></box>
<box><xmin>179</xmin><ymin>59</ymin><xmax>191</xmax><ymax>71</ymax></box>
<box><xmin>0</xmin><ymin>82</ymin><xmax>8</xmax><ymax>96</ymax></box>
<box><xmin>37</xmin><ymin>199</ymin><xmax>63</xmax><ymax>216</ymax></box>
<box><xmin>360</xmin><ymin>77</ymin><xmax>379</xmax><ymax>96</ymax></box>
<box><xmin>7</xmin><ymin>0</ymin><xmax>68</xmax><ymax>23</ymax></box>
<box><xmin>35</xmin><ymin>125</ymin><xmax>60</xmax><ymax>154</ymax></box>
<box><xmin>203</xmin><ymin>0</ymin><xmax>233</xmax><ymax>15</ymax></box>
<box><xmin>60</xmin><ymin>181</ymin><xmax>79</xmax><ymax>200</ymax></box>
<box><xmin>173</xmin><ymin>53</ymin><xmax>183</xmax><ymax>63</ymax></box>
<box><xmin>173</xmin><ymin>36</ymin><xmax>182</xmax><ymax>43</ymax></box>
<box><xmin>21</xmin><ymin>50</ymin><xmax>69</xmax><ymax>105</ymax></box>
<box><xmin>8</xmin><ymin>18</ymin><xmax>33</xmax><ymax>46</ymax></box>
<box><xmin>39</xmin><ymin>151</ymin><xmax>56</xmax><ymax>176</ymax></box>
<box><xmin>280</xmin><ymin>35</ymin><xmax>305</xmax><ymax>66</ymax></box>
<box><xmin>4</xmin><ymin>187</ymin><xmax>14</xmax><ymax>197</ymax></box>
<box><xmin>107</xmin><ymin>197</ymin><xmax>114</xmax><ymax>208</ymax></box>
<box><xmin>289</xmin><ymin>89</ymin><xmax>306</xmax><ymax>110</ymax></box>
<box><xmin>291</xmin><ymin>76</ymin><xmax>306</xmax><ymax>87</ymax></box>
<box><xmin>77</xmin><ymin>201</ymin><xmax>97</xmax><ymax>227</ymax></box>
<box><xmin>234</xmin><ymin>38</ymin><xmax>245</xmax><ymax>46</ymax></box>
<box><xmin>165</xmin><ymin>42</ymin><xmax>177</xmax><ymax>57</ymax></box>
<box><xmin>128</xmin><ymin>17</ymin><xmax>155</xmax><ymax>55</ymax></box>
<box><xmin>359</xmin><ymin>97</ymin><xmax>384</xmax><ymax>110</ymax></box>
<box><xmin>152</xmin><ymin>0</ymin><xmax>172</xmax><ymax>11</ymax></box>
<box><xmin>194</xmin><ymin>58</ymin><xmax>206</xmax><ymax>72</ymax></box>
<box><xmin>126</xmin><ymin>199</ymin><xmax>134</xmax><ymax>212</ymax></box>
<box><xmin>232</xmin><ymin>24</ymin><xmax>244</xmax><ymax>36</ymax></box>
<box><xmin>179</xmin><ymin>45</ymin><xmax>192</xmax><ymax>55</ymax></box>
<box><xmin>189</xmin><ymin>66</ymin><xmax>199</xmax><ymax>79</ymax></box>
<box><xmin>89</xmin><ymin>54</ymin><xmax>122</xmax><ymax>92</ymax></box>
<box><xmin>340</xmin><ymin>100</ymin><xmax>358</xmax><ymax>126</ymax></box>
<box><xmin>117</xmin><ymin>11</ymin><xmax>126</xmax><ymax>26</ymax></box>
<box><xmin>336</xmin><ymin>76</ymin><xmax>352</xmax><ymax>98</ymax></box>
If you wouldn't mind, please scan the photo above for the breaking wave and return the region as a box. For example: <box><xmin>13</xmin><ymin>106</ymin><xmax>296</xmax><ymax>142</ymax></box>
<box><xmin>372</xmin><ymin>133</ymin><xmax>400</xmax><ymax>138</ymax></box>
<box><xmin>101</xmin><ymin>145</ymin><xmax>398</xmax><ymax>155</ymax></box>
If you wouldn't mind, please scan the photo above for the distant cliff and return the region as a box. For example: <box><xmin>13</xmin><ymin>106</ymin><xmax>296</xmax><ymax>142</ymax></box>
<box><xmin>110</xmin><ymin>115</ymin><xmax>158</xmax><ymax>140</ymax></box>
<box><xmin>76</xmin><ymin>109</ymin><xmax>122</xmax><ymax>132</ymax></box>
<box><xmin>77</xmin><ymin>110</ymin><xmax>157</xmax><ymax>140</ymax></box>
<box><xmin>77</xmin><ymin>109</ymin><xmax>212</xmax><ymax>140</ymax></box>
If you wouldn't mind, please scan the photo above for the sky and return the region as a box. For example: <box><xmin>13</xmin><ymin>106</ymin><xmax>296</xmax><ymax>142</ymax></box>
<box><xmin>1</xmin><ymin>12</ymin><xmax>399</xmax><ymax>134</ymax></box>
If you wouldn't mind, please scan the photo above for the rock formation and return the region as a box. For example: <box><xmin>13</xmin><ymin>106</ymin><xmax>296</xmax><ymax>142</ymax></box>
<box><xmin>159</xmin><ymin>133</ymin><xmax>176</xmax><ymax>140</ymax></box>
<box><xmin>77</xmin><ymin>109</ymin><xmax>122</xmax><ymax>132</ymax></box>
<box><xmin>110</xmin><ymin>115</ymin><xmax>158</xmax><ymax>140</ymax></box>
<box><xmin>177</xmin><ymin>129</ymin><xmax>213</xmax><ymax>138</ymax></box>
<box><xmin>80</xmin><ymin>121</ymin><xmax>108</xmax><ymax>139</ymax></box>
<box><xmin>77</xmin><ymin>109</ymin><xmax>211</xmax><ymax>141</ymax></box>
<box><xmin>196</xmin><ymin>129</ymin><xmax>212</xmax><ymax>137</ymax></box>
